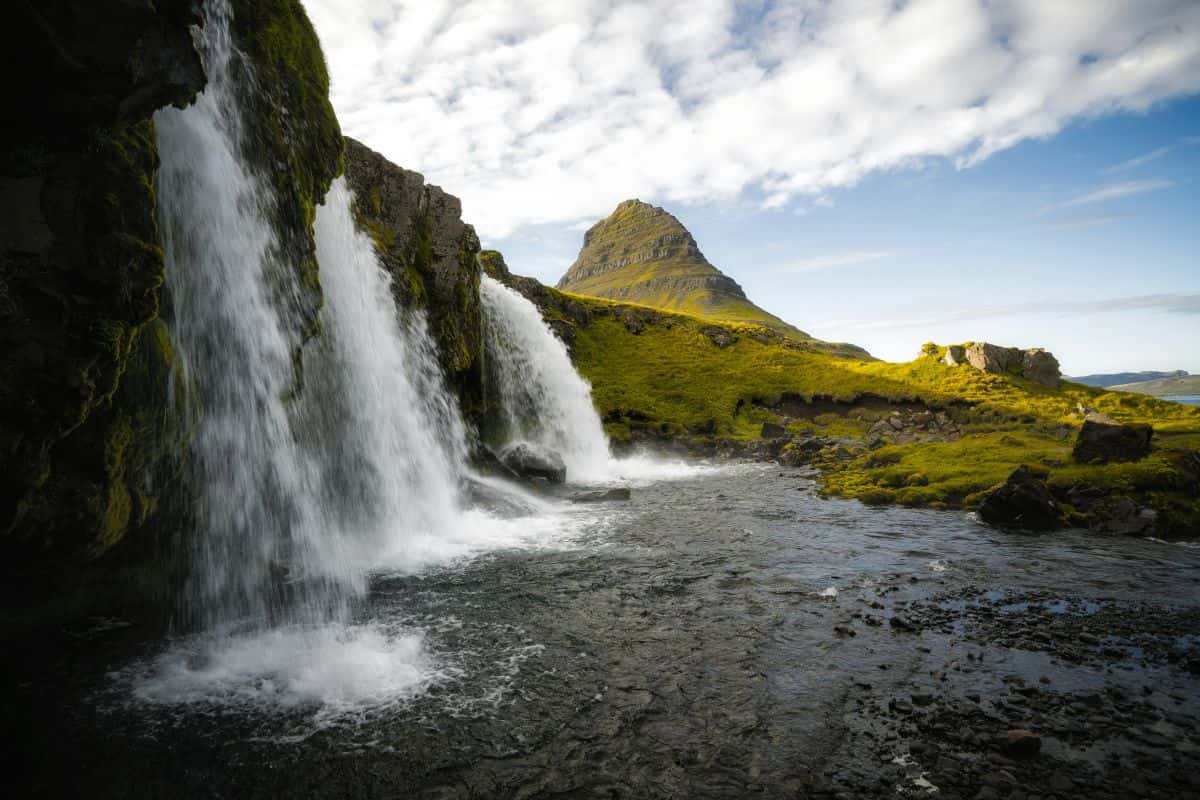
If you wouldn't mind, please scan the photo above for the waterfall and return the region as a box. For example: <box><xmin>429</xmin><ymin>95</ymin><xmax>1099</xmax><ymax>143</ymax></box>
<box><xmin>479</xmin><ymin>275</ymin><xmax>613</xmax><ymax>482</ymax></box>
<box><xmin>156</xmin><ymin>0</ymin><xmax>332</xmax><ymax>632</ymax></box>
<box><xmin>155</xmin><ymin>0</ymin><xmax>466</xmax><ymax>636</ymax></box>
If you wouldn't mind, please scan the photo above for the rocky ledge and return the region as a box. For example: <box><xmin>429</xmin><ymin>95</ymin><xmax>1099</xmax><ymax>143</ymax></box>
<box><xmin>944</xmin><ymin>342</ymin><xmax>1061</xmax><ymax>387</ymax></box>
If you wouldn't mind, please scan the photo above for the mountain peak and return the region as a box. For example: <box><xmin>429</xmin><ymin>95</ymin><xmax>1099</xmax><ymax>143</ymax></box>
<box><xmin>559</xmin><ymin>199</ymin><xmax>789</xmax><ymax>327</ymax></box>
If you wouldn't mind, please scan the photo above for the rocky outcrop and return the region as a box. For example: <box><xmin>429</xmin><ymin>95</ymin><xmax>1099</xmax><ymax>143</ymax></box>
<box><xmin>342</xmin><ymin>137</ymin><xmax>484</xmax><ymax>419</ymax></box>
<box><xmin>943</xmin><ymin>342</ymin><xmax>1061</xmax><ymax>387</ymax></box>
<box><xmin>1072</xmin><ymin>420</ymin><xmax>1153</xmax><ymax>464</ymax></box>
<box><xmin>977</xmin><ymin>466</ymin><xmax>1063</xmax><ymax>531</ymax></box>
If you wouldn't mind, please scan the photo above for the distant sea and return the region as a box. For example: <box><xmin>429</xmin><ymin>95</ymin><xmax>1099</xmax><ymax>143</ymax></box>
<box><xmin>1163</xmin><ymin>395</ymin><xmax>1200</xmax><ymax>406</ymax></box>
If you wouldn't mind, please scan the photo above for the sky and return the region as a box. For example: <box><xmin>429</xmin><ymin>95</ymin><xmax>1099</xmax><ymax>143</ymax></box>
<box><xmin>305</xmin><ymin>0</ymin><xmax>1200</xmax><ymax>375</ymax></box>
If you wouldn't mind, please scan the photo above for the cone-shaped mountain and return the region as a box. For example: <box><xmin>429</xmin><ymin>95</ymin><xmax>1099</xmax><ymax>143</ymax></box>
<box><xmin>557</xmin><ymin>200</ymin><xmax>861</xmax><ymax>357</ymax></box>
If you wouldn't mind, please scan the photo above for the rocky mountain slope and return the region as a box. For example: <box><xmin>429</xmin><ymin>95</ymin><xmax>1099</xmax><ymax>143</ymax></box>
<box><xmin>557</xmin><ymin>199</ymin><xmax>868</xmax><ymax>358</ymax></box>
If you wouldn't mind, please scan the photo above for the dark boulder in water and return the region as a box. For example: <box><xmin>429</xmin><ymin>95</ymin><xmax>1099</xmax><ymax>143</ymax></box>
<box><xmin>500</xmin><ymin>442</ymin><xmax>568</xmax><ymax>484</ymax></box>
<box><xmin>977</xmin><ymin>466</ymin><xmax>1062</xmax><ymax>531</ymax></box>
<box><xmin>569</xmin><ymin>487</ymin><xmax>632</xmax><ymax>503</ymax></box>
<box><xmin>1072</xmin><ymin>420</ymin><xmax>1153</xmax><ymax>464</ymax></box>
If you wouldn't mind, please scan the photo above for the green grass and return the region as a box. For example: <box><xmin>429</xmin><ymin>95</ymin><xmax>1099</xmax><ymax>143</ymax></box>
<box><xmin>552</xmin><ymin>291</ymin><xmax>1200</xmax><ymax>524</ymax></box>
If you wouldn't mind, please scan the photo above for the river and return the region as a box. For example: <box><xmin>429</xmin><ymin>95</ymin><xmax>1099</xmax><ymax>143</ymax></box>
<box><xmin>8</xmin><ymin>462</ymin><xmax>1200</xmax><ymax>799</ymax></box>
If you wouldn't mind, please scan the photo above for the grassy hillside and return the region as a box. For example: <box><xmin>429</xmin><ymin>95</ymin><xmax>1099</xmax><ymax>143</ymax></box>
<box><xmin>529</xmin><ymin>285</ymin><xmax>1200</xmax><ymax>532</ymax></box>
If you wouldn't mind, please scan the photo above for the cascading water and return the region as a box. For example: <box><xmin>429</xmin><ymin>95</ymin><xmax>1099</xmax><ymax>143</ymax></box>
<box><xmin>155</xmin><ymin>0</ymin><xmax>337</xmax><ymax>632</ymax></box>
<box><xmin>140</xmin><ymin>0</ymin><xmax>479</xmax><ymax>709</ymax></box>
<box><xmin>479</xmin><ymin>275</ymin><xmax>613</xmax><ymax>482</ymax></box>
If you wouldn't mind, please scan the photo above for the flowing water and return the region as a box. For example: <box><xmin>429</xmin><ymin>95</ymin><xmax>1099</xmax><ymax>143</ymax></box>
<box><xmin>9</xmin><ymin>466</ymin><xmax>1200</xmax><ymax>797</ymax></box>
<box><xmin>480</xmin><ymin>274</ymin><xmax>613</xmax><ymax>481</ymax></box>
<box><xmin>478</xmin><ymin>273</ymin><xmax>695</xmax><ymax>485</ymax></box>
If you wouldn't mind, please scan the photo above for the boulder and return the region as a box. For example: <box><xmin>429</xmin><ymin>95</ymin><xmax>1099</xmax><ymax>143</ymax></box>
<box><xmin>701</xmin><ymin>325</ymin><xmax>737</xmax><ymax>348</ymax></box>
<box><xmin>966</xmin><ymin>343</ymin><xmax>1022</xmax><ymax>374</ymax></box>
<box><xmin>947</xmin><ymin>342</ymin><xmax>1062</xmax><ymax>386</ymax></box>
<box><xmin>977</xmin><ymin>466</ymin><xmax>1062</xmax><ymax>531</ymax></box>
<box><xmin>499</xmin><ymin>442</ymin><xmax>567</xmax><ymax>483</ymax></box>
<box><xmin>760</xmin><ymin>421</ymin><xmax>790</xmax><ymax>439</ymax></box>
<box><xmin>1072</xmin><ymin>420</ymin><xmax>1153</xmax><ymax>464</ymax></box>
<box><xmin>1021</xmin><ymin>349</ymin><xmax>1061</xmax><ymax>387</ymax></box>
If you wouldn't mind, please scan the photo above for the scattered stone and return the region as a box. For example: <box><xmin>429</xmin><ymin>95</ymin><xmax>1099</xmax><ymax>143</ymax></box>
<box><xmin>1072</xmin><ymin>420</ymin><xmax>1153</xmax><ymax>464</ymax></box>
<box><xmin>1002</xmin><ymin>729</ymin><xmax>1042</xmax><ymax>757</ymax></box>
<box><xmin>700</xmin><ymin>325</ymin><xmax>737</xmax><ymax>347</ymax></box>
<box><xmin>977</xmin><ymin>466</ymin><xmax>1062</xmax><ymax>531</ymax></box>
<box><xmin>760</xmin><ymin>421</ymin><xmax>790</xmax><ymax>439</ymax></box>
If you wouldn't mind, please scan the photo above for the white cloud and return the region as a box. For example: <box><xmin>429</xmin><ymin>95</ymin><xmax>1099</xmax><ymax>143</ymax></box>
<box><xmin>305</xmin><ymin>0</ymin><xmax>1200</xmax><ymax>239</ymax></box>
<box><xmin>778</xmin><ymin>250</ymin><xmax>895</xmax><ymax>272</ymax></box>
<box><xmin>1104</xmin><ymin>146</ymin><xmax>1171</xmax><ymax>173</ymax></box>
<box><xmin>1057</xmin><ymin>179</ymin><xmax>1174</xmax><ymax>208</ymax></box>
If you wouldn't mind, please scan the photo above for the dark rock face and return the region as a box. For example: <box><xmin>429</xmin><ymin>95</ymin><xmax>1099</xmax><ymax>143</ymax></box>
<box><xmin>1072</xmin><ymin>420</ymin><xmax>1153</xmax><ymax>464</ymax></box>
<box><xmin>342</xmin><ymin>137</ymin><xmax>484</xmax><ymax>419</ymax></box>
<box><xmin>0</xmin><ymin>0</ymin><xmax>206</xmax><ymax>558</ymax></box>
<box><xmin>760</xmin><ymin>422</ymin><xmax>789</xmax><ymax>439</ymax></box>
<box><xmin>0</xmin><ymin>0</ymin><xmax>344</xmax><ymax>626</ymax></box>
<box><xmin>500</xmin><ymin>442</ymin><xmax>567</xmax><ymax>484</ymax></box>
<box><xmin>977</xmin><ymin>466</ymin><xmax>1063</xmax><ymax>531</ymax></box>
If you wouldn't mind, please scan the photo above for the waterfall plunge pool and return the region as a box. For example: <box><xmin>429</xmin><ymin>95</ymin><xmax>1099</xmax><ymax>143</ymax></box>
<box><xmin>8</xmin><ymin>463</ymin><xmax>1200</xmax><ymax>798</ymax></box>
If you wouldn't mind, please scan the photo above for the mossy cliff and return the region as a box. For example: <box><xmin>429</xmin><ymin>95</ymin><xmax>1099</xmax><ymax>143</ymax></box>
<box><xmin>557</xmin><ymin>199</ymin><xmax>869</xmax><ymax>359</ymax></box>
<box><xmin>0</xmin><ymin>0</ymin><xmax>204</xmax><ymax>563</ymax></box>
<box><xmin>0</xmin><ymin>0</ymin><xmax>343</xmax><ymax>622</ymax></box>
<box><xmin>489</xmin><ymin>254</ymin><xmax>1200</xmax><ymax>537</ymax></box>
<box><xmin>229</xmin><ymin>0</ymin><xmax>343</xmax><ymax>348</ymax></box>
<box><xmin>343</xmin><ymin>137</ymin><xmax>485</xmax><ymax>421</ymax></box>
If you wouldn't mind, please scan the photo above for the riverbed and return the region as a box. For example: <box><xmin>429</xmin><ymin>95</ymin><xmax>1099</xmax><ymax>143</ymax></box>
<box><xmin>9</xmin><ymin>462</ymin><xmax>1200</xmax><ymax>798</ymax></box>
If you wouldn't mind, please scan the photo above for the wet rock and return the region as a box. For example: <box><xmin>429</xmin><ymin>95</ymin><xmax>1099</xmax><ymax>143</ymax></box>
<box><xmin>889</xmin><ymin>615</ymin><xmax>917</xmax><ymax>631</ymax></box>
<box><xmin>569</xmin><ymin>488</ymin><xmax>632</xmax><ymax>503</ymax></box>
<box><xmin>977</xmin><ymin>466</ymin><xmax>1062</xmax><ymax>531</ymax></box>
<box><xmin>1002</xmin><ymin>729</ymin><xmax>1041</xmax><ymax>757</ymax></box>
<box><xmin>1072</xmin><ymin>420</ymin><xmax>1153</xmax><ymax>464</ymax></box>
<box><xmin>499</xmin><ymin>442</ymin><xmax>568</xmax><ymax>483</ymax></box>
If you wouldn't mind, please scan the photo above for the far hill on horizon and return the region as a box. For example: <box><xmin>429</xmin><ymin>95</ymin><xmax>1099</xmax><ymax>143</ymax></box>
<box><xmin>557</xmin><ymin>199</ymin><xmax>870</xmax><ymax>359</ymax></box>
<box><xmin>1069</xmin><ymin>370</ymin><xmax>1189</xmax><ymax>388</ymax></box>
<box><xmin>1109</xmin><ymin>374</ymin><xmax>1200</xmax><ymax>398</ymax></box>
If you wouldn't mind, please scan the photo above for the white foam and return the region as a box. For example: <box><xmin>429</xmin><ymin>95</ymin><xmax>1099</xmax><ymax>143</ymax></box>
<box><xmin>127</xmin><ymin>623</ymin><xmax>441</xmax><ymax>721</ymax></box>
